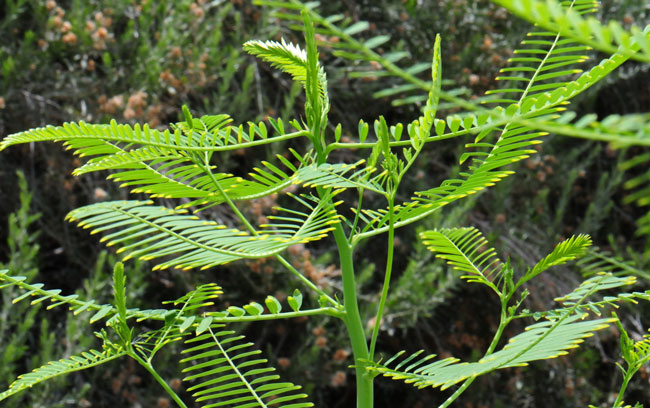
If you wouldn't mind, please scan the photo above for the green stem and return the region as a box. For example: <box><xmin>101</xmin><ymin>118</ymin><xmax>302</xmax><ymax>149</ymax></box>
<box><xmin>131</xmin><ymin>352</ymin><xmax>187</xmax><ymax>408</ymax></box>
<box><xmin>207</xmin><ymin>326</ymin><xmax>267</xmax><ymax>406</ymax></box>
<box><xmin>110</xmin><ymin>305</ymin><xmax>339</xmax><ymax>325</ymax></box>
<box><xmin>150</xmin><ymin>292</ymin><xmax>194</xmax><ymax>360</ymax></box>
<box><xmin>613</xmin><ymin>369</ymin><xmax>635</xmax><ymax>408</ymax></box>
<box><xmin>275</xmin><ymin>254</ymin><xmax>341</xmax><ymax>307</ymax></box>
<box><xmin>368</xmin><ymin>196</ymin><xmax>395</xmax><ymax>360</ymax></box>
<box><xmin>333</xmin><ymin>224</ymin><xmax>374</xmax><ymax>408</ymax></box>
<box><xmin>349</xmin><ymin>188</ymin><xmax>365</xmax><ymax>243</ymax></box>
<box><xmin>202</xmin><ymin>155</ymin><xmax>259</xmax><ymax>235</ymax></box>
<box><xmin>40</xmin><ymin>129</ymin><xmax>309</xmax><ymax>153</ymax></box>
<box><xmin>325</xmin><ymin>130</ymin><xmax>463</xmax><ymax>155</ymax></box>
<box><xmin>439</xmin><ymin>301</ymin><xmax>511</xmax><ymax>408</ymax></box>
<box><xmin>304</xmin><ymin>11</ymin><xmax>372</xmax><ymax>403</ymax></box>
<box><xmin>211</xmin><ymin>307</ymin><xmax>342</xmax><ymax>322</ymax></box>
<box><xmin>439</xmin><ymin>377</ymin><xmax>476</xmax><ymax>408</ymax></box>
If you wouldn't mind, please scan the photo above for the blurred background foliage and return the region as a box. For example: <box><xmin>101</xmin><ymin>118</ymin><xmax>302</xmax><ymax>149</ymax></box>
<box><xmin>1</xmin><ymin>0</ymin><xmax>650</xmax><ymax>407</ymax></box>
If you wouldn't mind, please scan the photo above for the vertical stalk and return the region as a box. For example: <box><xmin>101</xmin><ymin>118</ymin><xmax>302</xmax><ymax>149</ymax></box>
<box><xmin>368</xmin><ymin>196</ymin><xmax>395</xmax><ymax>359</ymax></box>
<box><xmin>333</xmin><ymin>224</ymin><xmax>374</xmax><ymax>408</ymax></box>
<box><xmin>613</xmin><ymin>371</ymin><xmax>633</xmax><ymax>408</ymax></box>
<box><xmin>304</xmin><ymin>9</ymin><xmax>372</xmax><ymax>404</ymax></box>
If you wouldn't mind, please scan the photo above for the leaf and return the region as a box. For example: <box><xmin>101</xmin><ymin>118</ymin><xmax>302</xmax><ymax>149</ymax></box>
<box><xmin>196</xmin><ymin>317</ymin><xmax>214</xmax><ymax>336</ymax></box>
<box><xmin>287</xmin><ymin>289</ymin><xmax>303</xmax><ymax>312</ymax></box>
<box><xmin>244</xmin><ymin>38</ymin><xmax>328</xmax><ymax>105</ymax></box>
<box><xmin>265</xmin><ymin>296</ymin><xmax>282</xmax><ymax>314</ymax></box>
<box><xmin>366</xmin><ymin>313</ymin><xmax>614</xmax><ymax>390</ymax></box>
<box><xmin>294</xmin><ymin>160</ymin><xmax>386</xmax><ymax>194</ymax></box>
<box><xmin>486</xmin><ymin>0</ymin><xmax>597</xmax><ymax>107</ymax></box>
<box><xmin>0</xmin><ymin>346</ymin><xmax>127</xmax><ymax>401</ymax></box>
<box><xmin>576</xmin><ymin>247</ymin><xmax>650</xmax><ymax>282</ymax></box>
<box><xmin>90</xmin><ymin>305</ymin><xmax>114</xmax><ymax>323</ymax></box>
<box><xmin>112</xmin><ymin>262</ymin><xmax>132</xmax><ymax>343</ymax></box>
<box><xmin>180</xmin><ymin>328</ymin><xmax>313</xmax><ymax>408</ymax></box>
<box><xmin>244</xmin><ymin>302</ymin><xmax>265</xmax><ymax>315</ymax></box>
<box><xmin>421</xmin><ymin>33</ymin><xmax>442</xmax><ymax>133</ymax></box>
<box><xmin>0</xmin><ymin>270</ymin><xmax>118</xmax><ymax>323</ymax></box>
<box><xmin>166</xmin><ymin>283</ymin><xmax>223</xmax><ymax>312</ymax></box>
<box><xmin>544</xmin><ymin>273</ymin><xmax>646</xmax><ymax>318</ymax></box>
<box><xmin>0</xmin><ymin>114</ymin><xmax>308</xmax><ymax>164</ymax></box>
<box><xmin>112</xmin><ymin>263</ymin><xmax>127</xmax><ymax>320</ymax></box>
<box><xmin>179</xmin><ymin>316</ymin><xmax>196</xmax><ymax>333</ymax></box>
<box><xmin>0</xmin><ymin>270</ymin><xmax>190</xmax><ymax>328</ymax></box>
<box><xmin>66</xmin><ymin>195</ymin><xmax>341</xmax><ymax>271</ymax></box>
<box><xmin>351</xmin><ymin>6</ymin><xmax>638</xmax><ymax>242</ymax></box>
<box><xmin>521</xmin><ymin>234</ymin><xmax>592</xmax><ymax>285</ymax></box>
<box><xmin>343</xmin><ymin>21</ymin><xmax>369</xmax><ymax>35</ymax></box>
<box><xmin>227</xmin><ymin>306</ymin><xmax>246</xmax><ymax>317</ymax></box>
<box><xmin>244</xmin><ymin>39</ymin><xmax>309</xmax><ymax>84</ymax></box>
<box><xmin>0</xmin><ymin>115</ymin><xmax>309</xmax><ymax>212</ymax></box>
<box><xmin>420</xmin><ymin>227</ymin><xmax>502</xmax><ymax>293</ymax></box>
<box><xmin>492</xmin><ymin>0</ymin><xmax>650</xmax><ymax>63</ymax></box>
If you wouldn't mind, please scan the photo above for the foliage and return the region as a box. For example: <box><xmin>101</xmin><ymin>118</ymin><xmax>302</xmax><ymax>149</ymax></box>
<box><xmin>1</xmin><ymin>0</ymin><xmax>650</xmax><ymax>407</ymax></box>
<box><xmin>0</xmin><ymin>172</ymin><xmax>93</xmax><ymax>407</ymax></box>
<box><xmin>0</xmin><ymin>0</ymin><xmax>267</xmax><ymax>128</ymax></box>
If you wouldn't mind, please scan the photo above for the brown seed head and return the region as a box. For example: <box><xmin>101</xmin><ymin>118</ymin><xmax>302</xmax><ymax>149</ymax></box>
<box><xmin>277</xmin><ymin>357</ymin><xmax>291</xmax><ymax>369</ymax></box>
<box><xmin>330</xmin><ymin>371</ymin><xmax>347</xmax><ymax>387</ymax></box>
<box><xmin>94</xmin><ymin>26</ymin><xmax>108</xmax><ymax>40</ymax></box>
<box><xmin>123</xmin><ymin>107</ymin><xmax>136</xmax><ymax>120</ymax></box>
<box><xmin>333</xmin><ymin>349</ymin><xmax>349</xmax><ymax>362</ymax></box>
<box><xmin>315</xmin><ymin>336</ymin><xmax>327</xmax><ymax>348</ymax></box>
<box><xmin>61</xmin><ymin>21</ymin><xmax>72</xmax><ymax>33</ymax></box>
<box><xmin>61</xmin><ymin>32</ymin><xmax>77</xmax><ymax>44</ymax></box>
<box><xmin>169</xmin><ymin>378</ymin><xmax>182</xmax><ymax>391</ymax></box>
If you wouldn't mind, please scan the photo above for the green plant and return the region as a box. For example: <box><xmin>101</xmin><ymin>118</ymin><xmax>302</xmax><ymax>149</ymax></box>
<box><xmin>0</xmin><ymin>171</ymin><xmax>94</xmax><ymax>407</ymax></box>
<box><xmin>0</xmin><ymin>171</ymin><xmax>166</xmax><ymax>407</ymax></box>
<box><xmin>1</xmin><ymin>1</ymin><xmax>650</xmax><ymax>407</ymax></box>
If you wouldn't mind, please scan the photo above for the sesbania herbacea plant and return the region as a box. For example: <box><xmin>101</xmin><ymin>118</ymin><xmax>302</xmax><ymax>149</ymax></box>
<box><xmin>1</xmin><ymin>1</ymin><xmax>650</xmax><ymax>407</ymax></box>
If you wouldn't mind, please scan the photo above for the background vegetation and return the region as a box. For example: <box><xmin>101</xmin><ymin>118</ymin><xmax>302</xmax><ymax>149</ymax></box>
<box><xmin>1</xmin><ymin>0</ymin><xmax>649</xmax><ymax>406</ymax></box>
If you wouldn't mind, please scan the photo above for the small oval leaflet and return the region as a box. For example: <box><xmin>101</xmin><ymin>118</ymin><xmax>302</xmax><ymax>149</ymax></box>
<box><xmin>90</xmin><ymin>305</ymin><xmax>113</xmax><ymax>323</ymax></box>
<box><xmin>195</xmin><ymin>316</ymin><xmax>213</xmax><ymax>335</ymax></box>
<box><xmin>265</xmin><ymin>296</ymin><xmax>282</xmax><ymax>314</ymax></box>
<box><xmin>179</xmin><ymin>315</ymin><xmax>196</xmax><ymax>333</ymax></box>
<box><xmin>227</xmin><ymin>306</ymin><xmax>246</xmax><ymax>317</ymax></box>
<box><xmin>243</xmin><ymin>302</ymin><xmax>264</xmax><ymax>316</ymax></box>
<box><xmin>287</xmin><ymin>289</ymin><xmax>303</xmax><ymax>312</ymax></box>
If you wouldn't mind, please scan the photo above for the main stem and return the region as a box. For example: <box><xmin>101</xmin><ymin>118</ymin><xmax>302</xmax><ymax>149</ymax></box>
<box><xmin>305</xmin><ymin>9</ymin><xmax>372</xmax><ymax>401</ymax></box>
<box><xmin>613</xmin><ymin>369</ymin><xmax>635</xmax><ymax>407</ymax></box>
<box><xmin>333</xmin><ymin>224</ymin><xmax>374</xmax><ymax>408</ymax></box>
